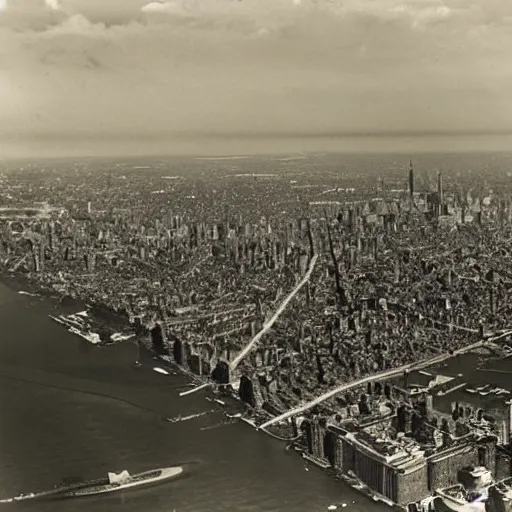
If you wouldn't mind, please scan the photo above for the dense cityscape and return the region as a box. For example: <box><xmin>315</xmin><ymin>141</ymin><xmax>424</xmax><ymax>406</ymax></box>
<box><xmin>2</xmin><ymin>153</ymin><xmax>512</xmax><ymax>509</ymax></box>
<box><xmin>1</xmin><ymin>0</ymin><xmax>511</xmax><ymax>508</ymax></box>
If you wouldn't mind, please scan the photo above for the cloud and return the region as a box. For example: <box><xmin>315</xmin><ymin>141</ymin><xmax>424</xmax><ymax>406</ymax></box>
<box><xmin>58</xmin><ymin>0</ymin><xmax>147</xmax><ymax>26</ymax></box>
<box><xmin>0</xmin><ymin>0</ymin><xmax>146</xmax><ymax>31</ymax></box>
<box><xmin>44</xmin><ymin>13</ymin><xmax>107</xmax><ymax>35</ymax></box>
<box><xmin>389</xmin><ymin>3</ymin><xmax>452</xmax><ymax>25</ymax></box>
<box><xmin>141</xmin><ymin>1</ymin><xmax>178</xmax><ymax>13</ymax></box>
<box><xmin>2</xmin><ymin>0</ymin><xmax>510</xmax><ymax>37</ymax></box>
<box><xmin>134</xmin><ymin>0</ymin><xmax>512</xmax><ymax>38</ymax></box>
<box><xmin>0</xmin><ymin>0</ymin><xmax>65</xmax><ymax>31</ymax></box>
<box><xmin>45</xmin><ymin>0</ymin><xmax>61</xmax><ymax>10</ymax></box>
<box><xmin>1</xmin><ymin>0</ymin><xmax>511</xmax><ymax>158</ymax></box>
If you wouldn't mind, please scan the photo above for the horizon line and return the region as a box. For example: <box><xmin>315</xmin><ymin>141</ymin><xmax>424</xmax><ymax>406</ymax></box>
<box><xmin>2</xmin><ymin>148</ymin><xmax>512</xmax><ymax>163</ymax></box>
<box><xmin>3</xmin><ymin>129</ymin><xmax>512</xmax><ymax>142</ymax></box>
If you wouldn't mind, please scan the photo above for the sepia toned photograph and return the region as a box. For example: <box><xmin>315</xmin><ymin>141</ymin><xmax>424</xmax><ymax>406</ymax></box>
<box><xmin>1</xmin><ymin>1</ymin><xmax>512</xmax><ymax>511</ymax></box>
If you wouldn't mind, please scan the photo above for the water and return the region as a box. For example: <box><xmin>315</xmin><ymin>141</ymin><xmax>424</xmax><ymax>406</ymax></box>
<box><xmin>2</xmin><ymin>150</ymin><xmax>511</xmax><ymax>511</ymax></box>
<box><xmin>0</xmin><ymin>280</ymin><xmax>382</xmax><ymax>512</ymax></box>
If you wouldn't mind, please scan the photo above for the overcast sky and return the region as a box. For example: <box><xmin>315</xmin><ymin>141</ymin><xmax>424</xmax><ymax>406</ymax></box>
<box><xmin>1</xmin><ymin>0</ymin><xmax>511</xmax><ymax>157</ymax></box>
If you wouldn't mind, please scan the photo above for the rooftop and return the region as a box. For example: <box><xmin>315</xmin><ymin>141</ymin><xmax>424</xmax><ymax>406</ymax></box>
<box><xmin>344</xmin><ymin>430</ymin><xmax>427</xmax><ymax>468</ymax></box>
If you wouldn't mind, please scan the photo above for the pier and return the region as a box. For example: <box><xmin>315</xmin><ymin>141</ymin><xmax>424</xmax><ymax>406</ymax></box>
<box><xmin>260</xmin><ymin>330</ymin><xmax>512</xmax><ymax>430</ymax></box>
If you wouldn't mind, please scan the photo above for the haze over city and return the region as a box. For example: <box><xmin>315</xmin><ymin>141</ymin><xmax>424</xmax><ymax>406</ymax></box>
<box><xmin>1</xmin><ymin>0</ymin><xmax>511</xmax><ymax>157</ymax></box>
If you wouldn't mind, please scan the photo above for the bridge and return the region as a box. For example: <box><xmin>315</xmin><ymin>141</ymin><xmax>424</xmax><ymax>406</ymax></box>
<box><xmin>230</xmin><ymin>254</ymin><xmax>319</xmax><ymax>372</ymax></box>
<box><xmin>258</xmin><ymin>329</ymin><xmax>512</xmax><ymax>430</ymax></box>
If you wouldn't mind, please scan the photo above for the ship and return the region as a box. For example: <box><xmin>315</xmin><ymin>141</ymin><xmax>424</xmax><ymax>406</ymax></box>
<box><xmin>59</xmin><ymin>467</ymin><xmax>183</xmax><ymax>498</ymax></box>
<box><xmin>0</xmin><ymin>467</ymin><xmax>184</xmax><ymax>503</ymax></box>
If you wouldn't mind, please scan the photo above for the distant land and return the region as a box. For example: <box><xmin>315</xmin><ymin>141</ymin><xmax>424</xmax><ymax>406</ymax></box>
<box><xmin>2</xmin><ymin>132</ymin><xmax>512</xmax><ymax>160</ymax></box>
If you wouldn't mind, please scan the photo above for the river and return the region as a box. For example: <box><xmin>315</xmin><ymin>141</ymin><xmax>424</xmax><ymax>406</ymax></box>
<box><xmin>0</xmin><ymin>279</ymin><xmax>385</xmax><ymax>512</ymax></box>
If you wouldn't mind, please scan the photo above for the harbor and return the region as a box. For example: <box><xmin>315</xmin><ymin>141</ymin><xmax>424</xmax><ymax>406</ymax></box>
<box><xmin>0</xmin><ymin>278</ymin><xmax>359</xmax><ymax>512</ymax></box>
<box><xmin>2</xmin><ymin>0</ymin><xmax>512</xmax><ymax>506</ymax></box>
<box><xmin>144</xmin><ymin>329</ymin><xmax>512</xmax><ymax>511</ymax></box>
<box><xmin>2</xmin><ymin>152</ymin><xmax>512</xmax><ymax>511</ymax></box>
<box><xmin>40</xmin><ymin>295</ymin><xmax>512</xmax><ymax>511</ymax></box>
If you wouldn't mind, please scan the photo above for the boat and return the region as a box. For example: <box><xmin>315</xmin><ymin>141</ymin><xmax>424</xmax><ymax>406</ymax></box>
<box><xmin>225</xmin><ymin>412</ymin><xmax>242</xmax><ymax>419</ymax></box>
<box><xmin>301</xmin><ymin>452</ymin><xmax>331</xmax><ymax>469</ymax></box>
<box><xmin>426</xmin><ymin>490</ymin><xmax>488</xmax><ymax>512</ymax></box>
<box><xmin>59</xmin><ymin>467</ymin><xmax>183</xmax><ymax>498</ymax></box>
<box><xmin>418</xmin><ymin>476</ymin><xmax>512</xmax><ymax>512</ymax></box>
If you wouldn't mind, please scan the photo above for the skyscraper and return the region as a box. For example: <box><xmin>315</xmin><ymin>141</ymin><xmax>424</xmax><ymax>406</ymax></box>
<box><xmin>408</xmin><ymin>160</ymin><xmax>414</xmax><ymax>197</ymax></box>
<box><xmin>437</xmin><ymin>171</ymin><xmax>443</xmax><ymax>205</ymax></box>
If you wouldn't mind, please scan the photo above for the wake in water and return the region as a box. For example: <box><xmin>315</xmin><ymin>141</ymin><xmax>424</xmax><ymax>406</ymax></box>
<box><xmin>198</xmin><ymin>411</ymin><xmax>243</xmax><ymax>431</ymax></box>
<box><xmin>18</xmin><ymin>291</ymin><xmax>40</xmax><ymax>297</ymax></box>
<box><xmin>166</xmin><ymin>409</ymin><xmax>216</xmax><ymax>423</ymax></box>
<box><xmin>200</xmin><ymin>420</ymin><xmax>238</xmax><ymax>431</ymax></box>
<box><xmin>0</xmin><ymin>492</ymin><xmax>37</xmax><ymax>503</ymax></box>
<box><xmin>0</xmin><ymin>478</ymin><xmax>105</xmax><ymax>504</ymax></box>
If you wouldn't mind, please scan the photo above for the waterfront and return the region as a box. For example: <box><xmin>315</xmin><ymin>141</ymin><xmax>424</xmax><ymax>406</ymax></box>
<box><xmin>0</xmin><ymin>280</ymin><xmax>380</xmax><ymax>512</ymax></box>
<box><xmin>2</xmin><ymin>152</ymin><xmax>512</xmax><ymax>510</ymax></box>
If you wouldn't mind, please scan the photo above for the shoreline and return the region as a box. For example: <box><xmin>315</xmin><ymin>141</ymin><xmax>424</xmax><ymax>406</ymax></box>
<box><xmin>4</xmin><ymin>270</ymin><xmax>511</xmax><ymax>511</ymax></box>
<box><xmin>3</xmin><ymin>268</ymin><xmax>507</xmax><ymax>423</ymax></box>
<box><xmin>0</xmin><ymin>270</ymin><xmax>301</xmax><ymax>437</ymax></box>
<box><xmin>0</xmin><ymin>270</ymin><xmax>270</xmax><ymax>414</ymax></box>
<box><xmin>1</xmin><ymin>271</ymin><xmax>133</xmax><ymax>340</ymax></box>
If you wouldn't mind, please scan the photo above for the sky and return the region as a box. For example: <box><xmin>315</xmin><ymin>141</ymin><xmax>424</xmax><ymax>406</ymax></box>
<box><xmin>0</xmin><ymin>0</ymin><xmax>511</xmax><ymax>157</ymax></box>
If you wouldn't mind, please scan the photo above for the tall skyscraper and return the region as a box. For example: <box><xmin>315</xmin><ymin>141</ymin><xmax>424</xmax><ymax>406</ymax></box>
<box><xmin>408</xmin><ymin>160</ymin><xmax>414</xmax><ymax>197</ymax></box>
<box><xmin>437</xmin><ymin>171</ymin><xmax>443</xmax><ymax>205</ymax></box>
